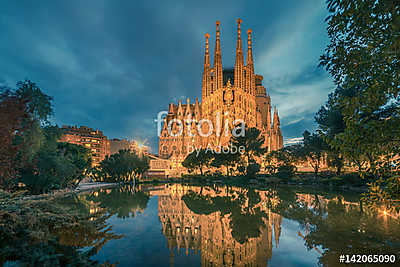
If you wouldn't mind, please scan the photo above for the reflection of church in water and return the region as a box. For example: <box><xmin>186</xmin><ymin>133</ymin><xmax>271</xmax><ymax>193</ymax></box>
<box><xmin>152</xmin><ymin>184</ymin><xmax>282</xmax><ymax>267</ymax></box>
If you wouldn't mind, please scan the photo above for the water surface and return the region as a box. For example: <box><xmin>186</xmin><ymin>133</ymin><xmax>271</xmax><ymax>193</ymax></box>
<box><xmin>60</xmin><ymin>184</ymin><xmax>400</xmax><ymax>266</ymax></box>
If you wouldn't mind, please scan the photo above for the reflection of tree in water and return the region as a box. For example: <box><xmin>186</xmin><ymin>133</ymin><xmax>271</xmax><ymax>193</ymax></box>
<box><xmin>182</xmin><ymin>188</ymin><xmax>266</xmax><ymax>244</ymax></box>
<box><xmin>156</xmin><ymin>184</ymin><xmax>400</xmax><ymax>266</ymax></box>
<box><xmin>53</xmin><ymin>194</ymin><xmax>123</xmax><ymax>257</ymax></box>
<box><xmin>270</xmin><ymin>187</ymin><xmax>400</xmax><ymax>266</ymax></box>
<box><xmin>54</xmin><ymin>185</ymin><xmax>151</xmax><ymax>261</ymax></box>
<box><xmin>0</xmin><ymin>191</ymin><xmax>121</xmax><ymax>266</ymax></box>
<box><xmin>86</xmin><ymin>184</ymin><xmax>150</xmax><ymax>219</ymax></box>
<box><xmin>158</xmin><ymin>184</ymin><xmax>282</xmax><ymax>267</ymax></box>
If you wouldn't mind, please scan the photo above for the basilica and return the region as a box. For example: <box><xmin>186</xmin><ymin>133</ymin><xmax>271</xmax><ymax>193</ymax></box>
<box><xmin>159</xmin><ymin>19</ymin><xmax>283</xmax><ymax>166</ymax></box>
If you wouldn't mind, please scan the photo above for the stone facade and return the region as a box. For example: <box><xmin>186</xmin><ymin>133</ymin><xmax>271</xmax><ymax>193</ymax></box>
<box><xmin>159</xmin><ymin>20</ymin><xmax>283</xmax><ymax>167</ymax></box>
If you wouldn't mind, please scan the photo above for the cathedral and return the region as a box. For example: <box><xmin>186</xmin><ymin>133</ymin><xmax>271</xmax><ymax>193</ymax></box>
<box><xmin>159</xmin><ymin>19</ymin><xmax>283</xmax><ymax>165</ymax></box>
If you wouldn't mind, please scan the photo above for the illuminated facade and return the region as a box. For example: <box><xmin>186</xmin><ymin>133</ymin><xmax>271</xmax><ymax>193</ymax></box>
<box><xmin>59</xmin><ymin>125</ymin><xmax>110</xmax><ymax>166</ymax></box>
<box><xmin>109</xmin><ymin>138</ymin><xmax>149</xmax><ymax>156</ymax></box>
<box><xmin>159</xmin><ymin>20</ymin><xmax>283</xmax><ymax>167</ymax></box>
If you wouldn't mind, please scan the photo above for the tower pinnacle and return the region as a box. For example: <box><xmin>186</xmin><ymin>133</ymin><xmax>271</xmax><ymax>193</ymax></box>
<box><xmin>202</xmin><ymin>33</ymin><xmax>211</xmax><ymax>100</ymax></box>
<box><xmin>246</xmin><ymin>29</ymin><xmax>255</xmax><ymax>95</ymax></box>
<box><xmin>213</xmin><ymin>20</ymin><xmax>223</xmax><ymax>92</ymax></box>
<box><xmin>234</xmin><ymin>18</ymin><xmax>244</xmax><ymax>89</ymax></box>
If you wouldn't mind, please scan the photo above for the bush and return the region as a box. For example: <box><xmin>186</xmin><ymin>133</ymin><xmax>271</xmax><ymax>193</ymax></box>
<box><xmin>19</xmin><ymin>142</ymin><xmax>92</xmax><ymax>194</ymax></box>
<box><xmin>246</xmin><ymin>162</ymin><xmax>261</xmax><ymax>177</ymax></box>
<box><xmin>276</xmin><ymin>164</ymin><xmax>296</xmax><ymax>179</ymax></box>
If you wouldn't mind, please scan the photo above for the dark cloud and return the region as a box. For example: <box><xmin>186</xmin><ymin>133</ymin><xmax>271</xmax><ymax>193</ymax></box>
<box><xmin>0</xmin><ymin>0</ymin><xmax>332</xmax><ymax>152</ymax></box>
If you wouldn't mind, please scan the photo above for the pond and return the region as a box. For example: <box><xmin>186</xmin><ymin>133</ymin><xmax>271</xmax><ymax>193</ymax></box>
<box><xmin>59</xmin><ymin>184</ymin><xmax>400</xmax><ymax>266</ymax></box>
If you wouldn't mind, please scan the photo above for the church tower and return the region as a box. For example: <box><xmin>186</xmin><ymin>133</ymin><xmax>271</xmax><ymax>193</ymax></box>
<box><xmin>213</xmin><ymin>21</ymin><xmax>223</xmax><ymax>93</ymax></box>
<box><xmin>201</xmin><ymin>33</ymin><xmax>211</xmax><ymax>101</ymax></box>
<box><xmin>234</xmin><ymin>19</ymin><xmax>244</xmax><ymax>90</ymax></box>
<box><xmin>159</xmin><ymin>19</ymin><xmax>284</xmax><ymax>166</ymax></box>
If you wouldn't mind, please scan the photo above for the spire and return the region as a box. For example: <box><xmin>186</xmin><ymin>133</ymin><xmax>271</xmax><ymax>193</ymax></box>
<box><xmin>202</xmin><ymin>33</ymin><xmax>211</xmax><ymax>100</ymax></box>
<box><xmin>185</xmin><ymin>98</ymin><xmax>191</xmax><ymax>116</ymax></box>
<box><xmin>177</xmin><ymin>99</ymin><xmax>183</xmax><ymax>118</ymax></box>
<box><xmin>273</xmin><ymin>106</ymin><xmax>280</xmax><ymax>129</ymax></box>
<box><xmin>234</xmin><ymin>18</ymin><xmax>244</xmax><ymax>90</ymax></box>
<box><xmin>266</xmin><ymin>95</ymin><xmax>272</xmax><ymax>133</ymax></box>
<box><xmin>246</xmin><ymin>29</ymin><xmax>255</xmax><ymax>95</ymax></box>
<box><xmin>194</xmin><ymin>97</ymin><xmax>201</xmax><ymax>119</ymax></box>
<box><xmin>213</xmin><ymin>21</ymin><xmax>223</xmax><ymax>92</ymax></box>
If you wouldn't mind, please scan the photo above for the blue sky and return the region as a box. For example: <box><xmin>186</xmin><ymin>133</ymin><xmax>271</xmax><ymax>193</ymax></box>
<box><xmin>0</xmin><ymin>0</ymin><xmax>334</xmax><ymax>152</ymax></box>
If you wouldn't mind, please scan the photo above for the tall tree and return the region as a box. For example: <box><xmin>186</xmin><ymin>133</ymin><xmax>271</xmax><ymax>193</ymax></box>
<box><xmin>320</xmin><ymin>0</ymin><xmax>400</xmax><ymax>210</ymax></box>
<box><xmin>301</xmin><ymin>131</ymin><xmax>327</xmax><ymax>178</ymax></box>
<box><xmin>15</xmin><ymin>80</ymin><xmax>53</xmax><ymax>124</ymax></box>
<box><xmin>211</xmin><ymin>149</ymin><xmax>240</xmax><ymax>176</ymax></box>
<box><xmin>320</xmin><ymin>0</ymin><xmax>400</xmax><ymax>176</ymax></box>
<box><xmin>0</xmin><ymin>89</ymin><xmax>30</xmax><ymax>189</ymax></box>
<box><xmin>231</xmin><ymin>127</ymin><xmax>266</xmax><ymax>176</ymax></box>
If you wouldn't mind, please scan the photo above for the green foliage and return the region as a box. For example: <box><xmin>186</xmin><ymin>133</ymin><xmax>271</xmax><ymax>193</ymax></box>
<box><xmin>182</xmin><ymin>149</ymin><xmax>213</xmax><ymax>175</ymax></box>
<box><xmin>319</xmin><ymin>0</ymin><xmax>400</xmax><ymax>204</ymax></box>
<box><xmin>246</xmin><ymin>160</ymin><xmax>261</xmax><ymax>178</ymax></box>
<box><xmin>97</xmin><ymin>149</ymin><xmax>149</xmax><ymax>183</ymax></box>
<box><xmin>15</xmin><ymin>80</ymin><xmax>53</xmax><ymax>124</ymax></box>
<box><xmin>300</xmin><ymin>131</ymin><xmax>328</xmax><ymax>177</ymax></box>
<box><xmin>362</xmin><ymin>176</ymin><xmax>400</xmax><ymax>214</ymax></box>
<box><xmin>0</xmin><ymin>80</ymin><xmax>85</xmax><ymax>194</ymax></box>
<box><xmin>267</xmin><ymin>145</ymin><xmax>300</xmax><ymax>179</ymax></box>
<box><xmin>210</xmin><ymin>148</ymin><xmax>240</xmax><ymax>176</ymax></box>
<box><xmin>19</xmin><ymin>126</ymin><xmax>92</xmax><ymax>194</ymax></box>
<box><xmin>276</xmin><ymin>164</ymin><xmax>297</xmax><ymax>180</ymax></box>
<box><xmin>231</xmin><ymin>127</ymin><xmax>266</xmax><ymax>176</ymax></box>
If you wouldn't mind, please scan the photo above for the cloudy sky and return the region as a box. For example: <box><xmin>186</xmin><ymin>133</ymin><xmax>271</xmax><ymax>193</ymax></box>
<box><xmin>0</xmin><ymin>0</ymin><xmax>334</xmax><ymax>152</ymax></box>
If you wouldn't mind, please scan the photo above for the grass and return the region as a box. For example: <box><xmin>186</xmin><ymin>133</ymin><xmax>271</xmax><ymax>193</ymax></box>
<box><xmin>0</xmin><ymin>190</ymin><xmax>114</xmax><ymax>266</ymax></box>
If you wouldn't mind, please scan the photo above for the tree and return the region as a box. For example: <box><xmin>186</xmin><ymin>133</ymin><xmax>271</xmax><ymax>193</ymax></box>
<box><xmin>301</xmin><ymin>131</ymin><xmax>327</xmax><ymax>178</ymax></box>
<box><xmin>211</xmin><ymin>149</ymin><xmax>240</xmax><ymax>176</ymax></box>
<box><xmin>0</xmin><ymin>80</ymin><xmax>56</xmax><ymax>191</ymax></box>
<box><xmin>15</xmin><ymin>80</ymin><xmax>53</xmax><ymax>124</ymax></box>
<box><xmin>315</xmin><ymin>92</ymin><xmax>346</xmax><ymax>175</ymax></box>
<box><xmin>320</xmin><ymin>0</ymin><xmax>400</xmax><ymax>176</ymax></box>
<box><xmin>320</xmin><ymin>0</ymin><xmax>400</xmax><ymax>209</ymax></box>
<box><xmin>231</xmin><ymin>127</ymin><xmax>266</xmax><ymax>176</ymax></box>
<box><xmin>268</xmin><ymin>145</ymin><xmax>300</xmax><ymax>179</ymax></box>
<box><xmin>19</xmin><ymin>126</ymin><xmax>92</xmax><ymax>194</ymax></box>
<box><xmin>182</xmin><ymin>149</ymin><xmax>213</xmax><ymax>175</ymax></box>
<box><xmin>0</xmin><ymin>89</ymin><xmax>30</xmax><ymax>190</ymax></box>
<box><xmin>97</xmin><ymin>150</ymin><xmax>149</xmax><ymax>183</ymax></box>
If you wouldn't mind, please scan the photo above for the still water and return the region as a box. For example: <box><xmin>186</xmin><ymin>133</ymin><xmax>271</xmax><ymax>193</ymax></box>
<box><xmin>61</xmin><ymin>184</ymin><xmax>400</xmax><ymax>267</ymax></box>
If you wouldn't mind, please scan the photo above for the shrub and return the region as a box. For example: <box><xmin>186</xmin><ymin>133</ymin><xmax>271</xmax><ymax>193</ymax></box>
<box><xmin>276</xmin><ymin>164</ymin><xmax>296</xmax><ymax>179</ymax></box>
